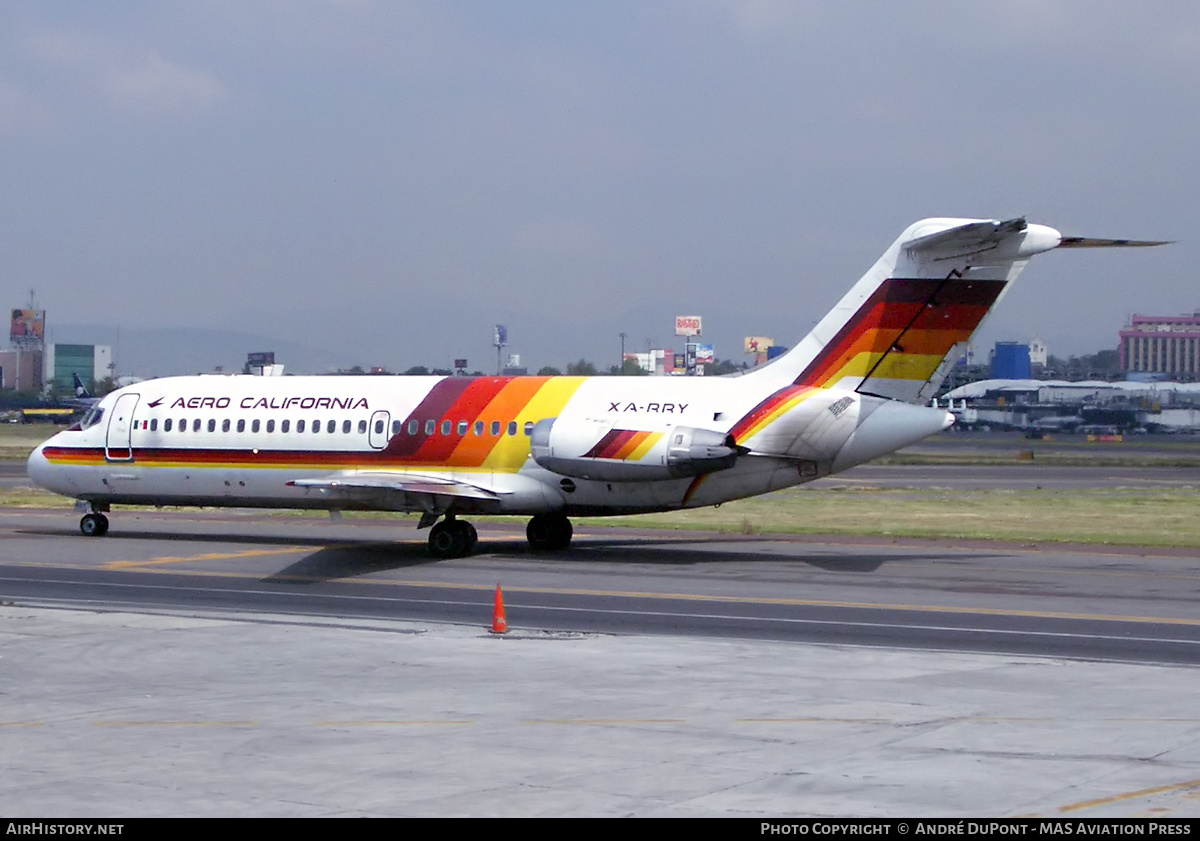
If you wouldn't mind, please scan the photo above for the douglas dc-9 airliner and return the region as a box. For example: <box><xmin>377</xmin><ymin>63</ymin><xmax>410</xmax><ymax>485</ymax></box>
<box><xmin>27</xmin><ymin>218</ymin><xmax>1164</xmax><ymax>557</ymax></box>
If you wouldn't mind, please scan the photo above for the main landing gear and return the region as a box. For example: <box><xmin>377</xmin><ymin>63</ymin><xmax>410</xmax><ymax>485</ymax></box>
<box><xmin>79</xmin><ymin>508</ymin><xmax>110</xmax><ymax>537</ymax></box>
<box><xmin>424</xmin><ymin>512</ymin><xmax>574</xmax><ymax>558</ymax></box>
<box><xmin>526</xmin><ymin>512</ymin><xmax>573</xmax><ymax>552</ymax></box>
<box><xmin>427</xmin><ymin>516</ymin><xmax>478</xmax><ymax>559</ymax></box>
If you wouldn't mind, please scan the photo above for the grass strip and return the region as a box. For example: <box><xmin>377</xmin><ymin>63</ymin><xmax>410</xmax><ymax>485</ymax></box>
<box><xmin>9</xmin><ymin>485</ymin><xmax>1200</xmax><ymax>549</ymax></box>
<box><xmin>597</xmin><ymin>486</ymin><xmax>1200</xmax><ymax>548</ymax></box>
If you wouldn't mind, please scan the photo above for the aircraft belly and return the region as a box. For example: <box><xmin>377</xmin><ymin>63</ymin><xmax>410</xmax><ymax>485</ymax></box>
<box><xmin>92</xmin><ymin>465</ymin><xmax>306</xmax><ymax>508</ymax></box>
<box><xmin>521</xmin><ymin>455</ymin><xmax>813</xmax><ymax>516</ymax></box>
<box><xmin>681</xmin><ymin>457</ymin><xmax>816</xmax><ymax>508</ymax></box>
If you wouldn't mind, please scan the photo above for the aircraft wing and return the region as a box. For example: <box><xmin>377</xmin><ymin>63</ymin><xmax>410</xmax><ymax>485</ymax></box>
<box><xmin>285</xmin><ymin>471</ymin><xmax>505</xmax><ymax>516</ymax></box>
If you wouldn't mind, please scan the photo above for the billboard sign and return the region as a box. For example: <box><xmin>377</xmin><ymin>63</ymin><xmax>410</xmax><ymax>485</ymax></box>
<box><xmin>10</xmin><ymin>309</ymin><xmax>45</xmax><ymax>344</ymax></box>
<box><xmin>744</xmin><ymin>336</ymin><xmax>774</xmax><ymax>354</ymax></box>
<box><xmin>494</xmin><ymin>324</ymin><xmax>508</xmax><ymax>348</ymax></box>
<box><xmin>674</xmin><ymin>315</ymin><xmax>702</xmax><ymax>337</ymax></box>
<box><xmin>694</xmin><ymin>343</ymin><xmax>714</xmax><ymax>364</ymax></box>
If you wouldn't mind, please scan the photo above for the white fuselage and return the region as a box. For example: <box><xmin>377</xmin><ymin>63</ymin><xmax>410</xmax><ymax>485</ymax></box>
<box><xmin>27</xmin><ymin>372</ymin><xmax>951</xmax><ymax>517</ymax></box>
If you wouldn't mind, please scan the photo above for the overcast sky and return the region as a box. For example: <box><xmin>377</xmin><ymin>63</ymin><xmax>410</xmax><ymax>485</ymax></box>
<box><xmin>2</xmin><ymin>1</ymin><xmax>1197</xmax><ymax>375</ymax></box>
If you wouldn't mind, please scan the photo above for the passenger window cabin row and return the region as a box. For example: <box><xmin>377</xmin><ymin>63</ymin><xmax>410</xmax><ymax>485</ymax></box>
<box><xmin>135</xmin><ymin>417</ymin><xmax>537</xmax><ymax>438</ymax></box>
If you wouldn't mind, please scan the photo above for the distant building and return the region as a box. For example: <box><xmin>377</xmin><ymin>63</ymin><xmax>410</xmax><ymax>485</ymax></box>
<box><xmin>625</xmin><ymin>349</ymin><xmax>671</xmax><ymax>375</ymax></box>
<box><xmin>1029</xmin><ymin>337</ymin><xmax>1048</xmax><ymax>367</ymax></box>
<box><xmin>0</xmin><ymin>348</ymin><xmax>44</xmax><ymax>392</ymax></box>
<box><xmin>990</xmin><ymin>342</ymin><xmax>1031</xmax><ymax>379</ymax></box>
<box><xmin>44</xmin><ymin>344</ymin><xmax>112</xmax><ymax>393</ymax></box>
<box><xmin>943</xmin><ymin>378</ymin><xmax>1200</xmax><ymax>433</ymax></box>
<box><xmin>1120</xmin><ymin>313</ymin><xmax>1200</xmax><ymax>377</ymax></box>
<box><xmin>3</xmin><ymin>344</ymin><xmax>114</xmax><ymax>394</ymax></box>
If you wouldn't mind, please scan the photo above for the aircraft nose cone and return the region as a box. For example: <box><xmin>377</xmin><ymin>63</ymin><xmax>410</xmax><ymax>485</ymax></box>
<box><xmin>26</xmin><ymin>442</ymin><xmax>51</xmax><ymax>490</ymax></box>
<box><xmin>26</xmin><ymin>439</ymin><xmax>71</xmax><ymax>496</ymax></box>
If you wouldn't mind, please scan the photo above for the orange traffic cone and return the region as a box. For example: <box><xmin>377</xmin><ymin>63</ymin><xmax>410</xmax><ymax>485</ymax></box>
<box><xmin>491</xmin><ymin>584</ymin><xmax>508</xmax><ymax>634</ymax></box>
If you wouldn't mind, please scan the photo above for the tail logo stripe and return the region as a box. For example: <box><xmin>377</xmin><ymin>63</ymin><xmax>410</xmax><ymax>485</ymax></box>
<box><xmin>796</xmin><ymin>277</ymin><xmax>1006</xmax><ymax>389</ymax></box>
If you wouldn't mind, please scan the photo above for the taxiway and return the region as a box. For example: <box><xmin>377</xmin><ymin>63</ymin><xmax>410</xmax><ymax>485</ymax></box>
<box><xmin>3</xmin><ymin>473</ymin><xmax>1200</xmax><ymax>817</ymax></box>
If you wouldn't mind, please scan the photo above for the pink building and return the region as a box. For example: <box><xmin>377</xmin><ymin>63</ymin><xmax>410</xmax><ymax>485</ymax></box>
<box><xmin>1120</xmin><ymin>313</ymin><xmax>1200</xmax><ymax>376</ymax></box>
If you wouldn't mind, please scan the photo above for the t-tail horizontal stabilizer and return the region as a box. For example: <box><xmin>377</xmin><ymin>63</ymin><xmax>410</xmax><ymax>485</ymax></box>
<box><xmin>1057</xmin><ymin>236</ymin><xmax>1173</xmax><ymax>248</ymax></box>
<box><xmin>746</xmin><ymin>217</ymin><xmax>1168</xmax><ymax>404</ymax></box>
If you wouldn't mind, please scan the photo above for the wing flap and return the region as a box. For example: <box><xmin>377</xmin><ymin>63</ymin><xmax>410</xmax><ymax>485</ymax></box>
<box><xmin>289</xmin><ymin>472</ymin><xmax>501</xmax><ymax>499</ymax></box>
<box><xmin>286</xmin><ymin>471</ymin><xmax>505</xmax><ymax>514</ymax></box>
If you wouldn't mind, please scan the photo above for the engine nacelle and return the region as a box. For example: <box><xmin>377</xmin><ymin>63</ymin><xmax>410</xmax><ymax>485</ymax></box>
<box><xmin>531</xmin><ymin>418</ymin><xmax>742</xmax><ymax>482</ymax></box>
<box><xmin>665</xmin><ymin>426</ymin><xmax>743</xmax><ymax>477</ymax></box>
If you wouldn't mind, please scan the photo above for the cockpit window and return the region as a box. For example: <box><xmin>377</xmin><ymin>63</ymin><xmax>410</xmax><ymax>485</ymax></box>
<box><xmin>79</xmin><ymin>407</ymin><xmax>105</xmax><ymax>430</ymax></box>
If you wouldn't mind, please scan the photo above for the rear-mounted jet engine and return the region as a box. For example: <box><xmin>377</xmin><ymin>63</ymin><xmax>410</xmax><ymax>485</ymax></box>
<box><xmin>530</xmin><ymin>418</ymin><xmax>744</xmax><ymax>482</ymax></box>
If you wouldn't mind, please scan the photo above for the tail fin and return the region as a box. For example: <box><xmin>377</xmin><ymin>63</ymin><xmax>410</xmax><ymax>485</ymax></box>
<box><xmin>745</xmin><ymin>217</ymin><xmax>1165</xmax><ymax>403</ymax></box>
<box><xmin>72</xmin><ymin>372</ymin><xmax>91</xmax><ymax>399</ymax></box>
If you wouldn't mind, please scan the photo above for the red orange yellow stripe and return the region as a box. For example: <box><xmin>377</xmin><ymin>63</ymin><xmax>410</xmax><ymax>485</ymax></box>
<box><xmin>41</xmin><ymin>376</ymin><xmax>592</xmax><ymax>475</ymax></box>
<box><xmin>729</xmin><ymin>385</ymin><xmax>818</xmax><ymax>444</ymax></box>
<box><xmin>583</xmin><ymin>429</ymin><xmax>662</xmax><ymax>460</ymax></box>
<box><xmin>797</xmin><ymin>277</ymin><xmax>1005</xmax><ymax>389</ymax></box>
